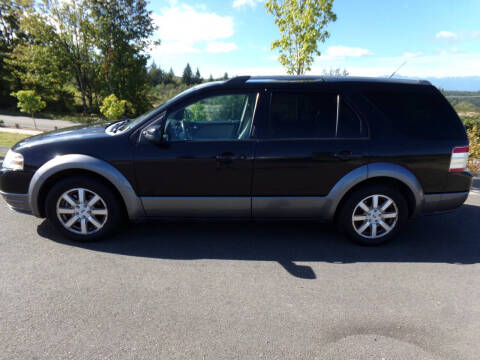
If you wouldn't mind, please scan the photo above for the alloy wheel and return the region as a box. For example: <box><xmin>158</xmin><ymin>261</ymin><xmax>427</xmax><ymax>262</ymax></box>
<box><xmin>351</xmin><ymin>194</ymin><xmax>399</xmax><ymax>239</ymax></box>
<box><xmin>56</xmin><ymin>188</ymin><xmax>108</xmax><ymax>235</ymax></box>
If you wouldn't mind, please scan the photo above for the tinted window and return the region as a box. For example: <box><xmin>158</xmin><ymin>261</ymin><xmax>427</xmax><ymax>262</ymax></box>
<box><xmin>165</xmin><ymin>93</ymin><xmax>256</xmax><ymax>141</ymax></box>
<box><xmin>337</xmin><ymin>101</ymin><xmax>366</xmax><ymax>138</ymax></box>
<box><xmin>365</xmin><ymin>88</ymin><xmax>466</xmax><ymax>140</ymax></box>
<box><xmin>268</xmin><ymin>92</ymin><xmax>337</xmax><ymax>139</ymax></box>
<box><xmin>267</xmin><ymin>93</ymin><xmax>365</xmax><ymax>139</ymax></box>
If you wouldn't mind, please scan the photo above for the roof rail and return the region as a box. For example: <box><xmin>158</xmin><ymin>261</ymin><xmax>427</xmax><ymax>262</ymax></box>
<box><xmin>224</xmin><ymin>75</ymin><xmax>251</xmax><ymax>85</ymax></box>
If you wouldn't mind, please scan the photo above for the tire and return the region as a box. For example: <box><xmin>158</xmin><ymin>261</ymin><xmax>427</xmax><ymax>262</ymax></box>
<box><xmin>45</xmin><ymin>175</ymin><xmax>125</xmax><ymax>241</ymax></box>
<box><xmin>336</xmin><ymin>184</ymin><xmax>408</xmax><ymax>245</ymax></box>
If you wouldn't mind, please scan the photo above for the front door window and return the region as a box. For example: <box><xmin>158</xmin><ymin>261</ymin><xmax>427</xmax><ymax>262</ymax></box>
<box><xmin>165</xmin><ymin>93</ymin><xmax>257</xmax><ymax>141</ymax></box>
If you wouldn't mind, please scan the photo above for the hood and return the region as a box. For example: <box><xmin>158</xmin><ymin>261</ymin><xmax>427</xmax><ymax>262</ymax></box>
<box><xmin>13</xmin><ymin>123</ymin><xmax>111</xmax><ymax>151</ymax></box>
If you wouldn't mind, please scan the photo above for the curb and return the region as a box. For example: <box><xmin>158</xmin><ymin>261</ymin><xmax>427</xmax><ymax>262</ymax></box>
<box><xmin>473</xmin><ymin>176</ymin><xmax>480</xmax><ymax>190</ymax></box>
<box><xmin>0</xmin><ymin>127</ymin><xmax>43</xmax><ymax>135</ymax></box>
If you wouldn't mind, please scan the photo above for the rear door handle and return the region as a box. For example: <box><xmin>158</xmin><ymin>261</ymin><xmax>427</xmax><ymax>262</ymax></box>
<box><xmin>333</xmin><ymin>151</ymin><xmax>364</xmax><ymax>161</ymax></box>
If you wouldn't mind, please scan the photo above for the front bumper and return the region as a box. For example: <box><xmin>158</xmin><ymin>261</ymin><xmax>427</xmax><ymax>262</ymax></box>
<box><xmin>423</xmin><ymin>191</ymin><xmax>470</xmax><ymax>214</ymax></box>
<box><xmin>0</xmin><ymin>191</ymin><xmax>31</xmax><ymax>213</ymax></box>
<box><xmin>0</xmin><ymin>167</ymin><xmax>35</xmax><ymax>214</ymax></box>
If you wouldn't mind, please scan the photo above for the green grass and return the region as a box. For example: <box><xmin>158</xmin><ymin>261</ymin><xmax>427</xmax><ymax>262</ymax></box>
<box><xmin>0</xmin><ymin>132</ymin><xmax>30</xmax><ymax>156</ymax></box>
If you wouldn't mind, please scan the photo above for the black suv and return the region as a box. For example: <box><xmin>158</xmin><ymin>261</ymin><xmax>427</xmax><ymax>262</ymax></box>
<box><xmin>0</xmin><ymin>76</ymin><xmax>473</xmax><ymax>244</ymax></box>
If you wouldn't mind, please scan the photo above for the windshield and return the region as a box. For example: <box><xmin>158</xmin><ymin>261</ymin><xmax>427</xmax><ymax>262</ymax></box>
<box><xmin>108</xmin><ymin>81</ymin><xmax>224</xmax><ymax>134</ymax></box>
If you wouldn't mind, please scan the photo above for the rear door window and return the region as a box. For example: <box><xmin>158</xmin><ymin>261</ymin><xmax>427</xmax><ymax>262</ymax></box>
<box><xmin>338</xmin><ymin>100</ymin><xmax>367</xmax><ymax>138</ymax></box>
<box><xmin>266</xmin><ymin>92</ymin><xmax>366</xmax><ymax>139</ymax></box>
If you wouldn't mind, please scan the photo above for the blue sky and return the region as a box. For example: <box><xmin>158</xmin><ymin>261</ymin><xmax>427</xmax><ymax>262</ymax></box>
<box><xmin>149</xmin><ymin>0</ymin><xmax>480</xmax><ymax>79</ymax></box>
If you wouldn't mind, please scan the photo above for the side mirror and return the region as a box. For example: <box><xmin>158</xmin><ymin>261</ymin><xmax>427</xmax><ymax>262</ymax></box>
<box><xmin>143</xmin><ymin>124</ymin><xmax>167</xmax><ymax>144</ymax></box>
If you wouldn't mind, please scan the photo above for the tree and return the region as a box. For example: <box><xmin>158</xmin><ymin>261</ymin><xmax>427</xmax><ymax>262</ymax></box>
<box><xmin>223</xmin><ymin>72</ymin><xmax>229</xmax><ymax>80</ymax></box>
<box><xmin>148</xmin><ymin>62</ymin><xmax>164</xmax><ymax>86</ymax></box>
<box><xmin>99</xmin><ymin>94</ymin><xmax>127</xmax><ymax>120</ymax></box>
<box><xmin>7</xmin><ymin>0</ymin><xmax>99</xmax><ymax>113</ymax></box>
<box><xmin>265</xmin><ymin>0</ymin><xmax>337</xmax><ymax>75</ymax></box>
<box><xmin>10</xmin><ymin>90</ymin><xmax>46</xmax><ymax>129</ymax></box>
<box><xmin>182</xmin><ymin>63</ymin><xmax>194</xmax><ymax>85</ymax></box>
<box><xmin>194</xmin><ymin>68</ymin><xmax>202</xmax><ymax>84</ymax></box>
<box><xmin>208</xmin><ymin>74</ymin><xmax>214</xmax><ymax>82</ymax></box>
<box><xmin>90</xmin><ymin>0</ymin><xmax>158</xmax><ymax>115</ymax></box>
<box><xmin>0</xmin><ymin>0</ymin><xmax>33</xmax><ymax>108</ymax></box>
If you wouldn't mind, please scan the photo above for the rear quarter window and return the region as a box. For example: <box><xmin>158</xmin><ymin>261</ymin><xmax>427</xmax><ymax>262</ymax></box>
<box><xmin>365</xmin><ymin>87</ymin><xmax>466</xmax><ymax>140</ymax></box>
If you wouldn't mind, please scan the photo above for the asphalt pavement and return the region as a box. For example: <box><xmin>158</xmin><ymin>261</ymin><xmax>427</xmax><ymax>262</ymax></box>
<box><xmin>1</xmin><ymin>193</ymin><xmax>480</xmax><ymax>359</ymax></box>
<box><xmin>0</xmin><ymin>114</ymin><xmax>75</xmax><ymax>131</ymax></box>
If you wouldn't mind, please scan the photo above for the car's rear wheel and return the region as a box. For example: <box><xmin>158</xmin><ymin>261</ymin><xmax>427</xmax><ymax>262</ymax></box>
<box><xmin>336</xmin><ymin>184</ymin><xmax>408</xmax><ymax>245</ymax></box>
<box><xmin>45</xmin><ymin>176</ymin><xmax>124</xmax><ymax>241</ymax></box>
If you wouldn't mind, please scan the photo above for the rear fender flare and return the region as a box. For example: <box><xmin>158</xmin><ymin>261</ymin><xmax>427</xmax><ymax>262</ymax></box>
<box><xmin>323</xmin><ymin>162</ymin><xmax>424</xmax><ymax>219</ymax></box>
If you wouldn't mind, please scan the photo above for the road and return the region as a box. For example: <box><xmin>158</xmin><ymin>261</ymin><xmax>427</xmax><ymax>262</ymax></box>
<box><xmin>0</xmin><ymin>114</ymin><xmax>75</xmax><ymax>131</ymax></box>
<box><xmin>1</xmin><ymin>194</ymin><xmax>480</xmax><ymax>359</ymax></box>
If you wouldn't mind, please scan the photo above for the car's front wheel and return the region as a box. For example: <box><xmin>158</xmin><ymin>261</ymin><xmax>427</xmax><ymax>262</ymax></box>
<box><xmin>45</xmin><ymin>176</ymin><xmax>124</xmax><ymax>241</ymax></box>
<box><xmin>336</xmin><ymin>184</ymin><xmax>408</xmax><ymax>245</ymax></box>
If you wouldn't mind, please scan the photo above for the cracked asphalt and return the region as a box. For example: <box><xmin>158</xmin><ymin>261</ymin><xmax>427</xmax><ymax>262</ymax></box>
<box><xmin>1</xmin><ymin>193</ymin><xmax>479</xmax><ymax>359</ymax></box>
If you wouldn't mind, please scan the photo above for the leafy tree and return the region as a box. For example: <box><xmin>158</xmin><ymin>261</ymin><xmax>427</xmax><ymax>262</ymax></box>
<box><xmin>99</xmin><ymin>94</ymin><xmax>127</xmax><ymax>120</ymax></box>
<box><xmin>10</xmin><ymin>90</ymin><xmax>46</xmax><ymax>128</ymax></box>
<box><xmin>208</xmin><ymin>74</ymin><xmax>214</xmax><ymax>82</ymax></box>
<box><xmin>223</xmin><ymin>72</ymin><xmax>229</xmax><ymax>80</ymax></box>
<box><xmin>6</xmin><ymin>43</ymin><xmax>73</xmax><ymax>111</ymax></box>
<box><xmin>194</xmin><ymin>68</ymin><xmax>203</xmax><ymax>84</ymax></box>
<box><xmin>0</xmin><ymin>0</ymin><xmax>33</xmax><ymax>107</ymax></box>
<box><xmin>90</xmin><ymin>0</ymin><xmax>158</xmax><ymax>115</ymax></box>
<box><xmin>182</xmin><ymin>63</ymin><xmax>194</xmax><ymax>85</ymax></box>
<box><xmin>7</xmin><ymin>0</ymin><xmax>99</xmax><ymax>113</ymax></box>
<box><xmin>265</xmin><ymin>0</ymin><xmax>337</xmax><ymax>75</ymax></box>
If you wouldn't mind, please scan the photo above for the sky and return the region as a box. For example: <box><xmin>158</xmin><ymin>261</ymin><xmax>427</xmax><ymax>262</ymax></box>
<box><xmin>148</xmin><ymin>0</ymin><xmax>480</xmax><ymax>79</ymax></box>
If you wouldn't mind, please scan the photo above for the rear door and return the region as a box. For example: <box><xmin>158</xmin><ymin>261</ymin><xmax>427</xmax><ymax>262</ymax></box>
<box><xmin>252</xmin><ymin>89</ymin><xmax>369</xmax><ymax>218</ymax></box>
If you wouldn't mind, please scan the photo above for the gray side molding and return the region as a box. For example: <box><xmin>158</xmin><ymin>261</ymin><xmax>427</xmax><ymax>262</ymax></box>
<box><xmin>28</xmin><ymin>154</ymin><xmax>144</xmax><ymax>220</ymax></box>
<box><xmin>321</xmin><ymin>162</ymin><xmax>424</xmax><ymax>220</ymax></box>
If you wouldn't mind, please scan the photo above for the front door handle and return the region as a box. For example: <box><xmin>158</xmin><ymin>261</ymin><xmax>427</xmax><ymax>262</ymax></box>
<box><xmin>333</xmin><ymin>150</ymin><xmax>364</xmax><ymax>161</ymax></box>
<box><xmin>216</xmin><ymin>152</ymin><xmax>235</xmax><ymax>165</ymax></box>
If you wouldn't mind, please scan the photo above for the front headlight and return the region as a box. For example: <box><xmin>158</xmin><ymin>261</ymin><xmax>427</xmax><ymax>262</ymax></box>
<box><xmin>2</xmin><ymin>150</ymin><xmax>24</xmax><ymax>170</ymax></box>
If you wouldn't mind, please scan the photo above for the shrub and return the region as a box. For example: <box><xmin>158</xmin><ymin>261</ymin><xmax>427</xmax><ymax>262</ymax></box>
<box><xmin>467</xmin><ymin>125</ymin><xmax>480</xmax><ymax>173</ymax></box>
<box><xmin>100</xmin><ymin>94</ymin><xmax>127</xmax><ymax>120</ymax></box>
<box><xmin>462</xmin><ymin>115</ymin><xmax>480</xmax><ymax>131</ymax></box>
<box><xmin>10</xmin><ymin>90</ymin><xmax>46</xmax><ymax>129</ymax></box>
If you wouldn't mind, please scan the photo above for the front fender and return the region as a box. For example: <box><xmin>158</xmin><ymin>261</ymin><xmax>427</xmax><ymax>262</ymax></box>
<box><xmin>28</xmin><ymin>154</ymin><xmax>144</xmax><ymax>220</ymax></box>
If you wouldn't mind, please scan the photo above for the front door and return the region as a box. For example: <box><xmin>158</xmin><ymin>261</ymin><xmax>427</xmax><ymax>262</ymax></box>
<box><xmin>252</xmin><ymin>90</ymin><xmax>369</xmax><ymax>217</ymax></box>
<box><xmin>133</xmin><ymin>91</ymin><xmax>259</xmax><ymax>218</ymax></box>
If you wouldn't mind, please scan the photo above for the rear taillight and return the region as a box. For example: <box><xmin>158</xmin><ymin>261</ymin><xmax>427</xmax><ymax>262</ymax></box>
<box><xmin>449</xmin><ymin>146</ymin><xmax>469</xmax><ymax>172</ymax></box>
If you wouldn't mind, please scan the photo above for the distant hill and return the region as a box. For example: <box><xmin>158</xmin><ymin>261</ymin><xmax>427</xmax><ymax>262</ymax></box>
<box><xmin>426</xmin><ymin>77</ymin><xmax>480</xmax><ymax>91</ymax></box>
<box><xmin>393</xmin><ymin>75</ymin><xmax>480</xmax><ymax>91</ymax></box>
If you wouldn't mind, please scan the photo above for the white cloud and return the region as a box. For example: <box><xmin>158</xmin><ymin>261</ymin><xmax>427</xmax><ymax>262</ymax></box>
<box><xmin>323</xmin><ymin>46</ymin><xmax>373</xmax><ymax>59</ymax></box>
<box><xmin>471</xmin><ymin>31</ymin><xmax>480</xmax><ymax>39</ymax></box>
<box><xmin>311</xmin><ymin>52</ymin><xmax>480</xmax><ymax>78</ymax></box>
<box><xmin>232</xmin><ymin>0</ymin><xmax>262</xmax><ymax>9</ymax></box>
<box><xmin>435</xmin><ymin>31</ymin><xmax>458</xmax><ymax>41</ymax></box>
<box><xmin>206</xmin><ymin>41</ymin><xmax>238</xmax><ymax>53</ymax></box>
<box><xmin>152</xmin><ymin>4</ymin><xmax>236</xmax><ymax>55</ymax></box>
